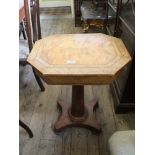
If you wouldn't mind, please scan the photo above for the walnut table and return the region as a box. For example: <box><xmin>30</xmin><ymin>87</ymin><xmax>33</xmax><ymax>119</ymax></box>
<box><xmin>27</xmin><ymin>33</ymin><xmax>131</xmax><ymax>134</ymax></box>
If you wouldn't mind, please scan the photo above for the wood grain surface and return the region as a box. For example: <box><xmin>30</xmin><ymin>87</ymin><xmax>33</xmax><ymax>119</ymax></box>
<box><xmin>27</xmin><ymin>33</ymin><xmax>131</xmax><ymax>85</ymax></box>
<box><xmin>20</xmin><ymin>10</ymin><xmax>134</xmax><ymax>155</ymax></box>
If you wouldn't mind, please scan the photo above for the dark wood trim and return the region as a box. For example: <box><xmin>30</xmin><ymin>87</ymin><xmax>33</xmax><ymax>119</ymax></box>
<box><xmin>24</xmin><ymin>0</ymin><xmax>33</xmax><ymax>51</ymax></box>
<box><xmin>121</xmin><ymin>56</ymin><xmax>135</xmax><ymax>103</ymax></box>
<box><xmin>114</xmin><ymin>0</ymin><xmax>122</xmax><ymax>37</ymax></box>
<box><xmin>107</xmin><ymin>0</ymin><xmax>135</xmax><ymax>113</ymax></box>
<box><xmin>110</xmin><ymin>57</ymin><xmax>135</xmax><ymax>113</ymax></box>
<box><xmin>36</xmin><ymin>0</ymin><xmax>42</xmax><ymax>39</ymax></box>
<box><xmin>74</xmin><ymin>0</ymin><xmax>83</xmax><ymax>26</ymax></box>
<box><xmin>75</xmin><ymin>17</ymin><xmax>82</xmax><ymax>27</ymax></box>
<box><xmin>110</xmin><ymin>81</ymin><xmax>135</xmax><ymax>113</ymax></box>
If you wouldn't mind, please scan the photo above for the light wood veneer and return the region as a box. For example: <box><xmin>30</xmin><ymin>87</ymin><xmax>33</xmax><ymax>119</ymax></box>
<box><xmin>27</xmin><ymin>33</ymin><xmax>131</xmax><ymax>85</ymax></box>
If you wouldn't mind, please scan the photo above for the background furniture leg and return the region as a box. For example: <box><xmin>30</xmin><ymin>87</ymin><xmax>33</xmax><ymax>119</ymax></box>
<box><xmin>21</xmin><ymin>20</ymin><xmax>27</xmax><ymax>40</ymax></box>
<box><xmin>32</xmin><ymin>68</ymin><xmax>45</xmax><ymax>91</ymax></box>
<box><xmin>19</xmin><ymin>120</ymin><xmax>33</xmax><ymax>138</ymax></box>
<box><xmin>83</xmin><ymin>21</ymin><xmax>89</xmax><ymax>33</ymax></box>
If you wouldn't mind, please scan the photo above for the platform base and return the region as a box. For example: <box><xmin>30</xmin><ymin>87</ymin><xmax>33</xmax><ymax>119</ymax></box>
<box><xmin>53</xmin><ymin>99</ymin><xmax>101</xmax><ymax>134</ymax></box>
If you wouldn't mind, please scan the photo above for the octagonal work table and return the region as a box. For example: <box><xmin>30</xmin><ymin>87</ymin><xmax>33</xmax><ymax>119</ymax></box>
<box><xmin>27</xmin><ymin>33</ymin><xmax>131</xmax><ymax>134</ymax></box>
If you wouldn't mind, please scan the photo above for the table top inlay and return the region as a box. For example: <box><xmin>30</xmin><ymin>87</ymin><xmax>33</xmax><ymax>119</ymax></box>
<box><xmin>27</xmin><ymin>33</ymin><xmax>131</xmax><ymax>84</ymax></box>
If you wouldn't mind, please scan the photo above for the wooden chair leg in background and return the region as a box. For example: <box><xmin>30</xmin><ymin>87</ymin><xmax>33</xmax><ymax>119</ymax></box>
<box><xmin>19</xmin><ymin>120</ymin><xmax>33</xmax><ymax>138</ymax></box>
<box><xmin>22</xmin><ymin>0</ymin><xmax>45</xmax><ymax>92</ymax></box>
<box><xmin>32</xmin><ymin>67</ymin><xmax>45</xmax><ymax>91</ymax></box>
<box><xmin>20</xmin><ymin>20</ymin><xmax>27</xmax><ymax>40</ymax></box>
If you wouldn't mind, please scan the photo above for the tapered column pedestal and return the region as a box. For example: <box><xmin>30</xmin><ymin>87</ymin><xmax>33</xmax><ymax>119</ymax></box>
<box><xmin>53</xmin><ymin>85</ymin><xmax>101</xmax><ymax>134</ymax></box>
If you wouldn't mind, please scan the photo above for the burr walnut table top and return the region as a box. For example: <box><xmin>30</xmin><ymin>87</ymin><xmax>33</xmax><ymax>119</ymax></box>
<box><xmin>27</xmin><ymin>33</ymin><xmax>131</xmax><ymax>85</ymax></box>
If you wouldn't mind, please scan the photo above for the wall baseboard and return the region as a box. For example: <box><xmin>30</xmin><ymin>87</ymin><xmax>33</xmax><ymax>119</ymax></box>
<box><xmin>40</xmin><ymin>1</ymin><xmax>71</xmax><ymax>8</ymax></box>
<box><xmin>40</xmin><ymin>1</ymin><xmax>75</xmax><ymax>18</ymax></box>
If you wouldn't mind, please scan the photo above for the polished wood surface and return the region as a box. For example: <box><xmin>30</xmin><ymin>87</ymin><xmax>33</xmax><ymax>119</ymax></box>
<box><xmin>27</xmin><ymin>33</ymin><xmax>131</xmax><ymax>133</ymax></box>
<box><xmin>27</xmin><ymin>33</ymin><xmax>131</xmax><ymax>85</ymax></box>
<box><xmin>20</xmin><ymin>10</ymin><xmax>134</xmax><ymax>155</ymax></box>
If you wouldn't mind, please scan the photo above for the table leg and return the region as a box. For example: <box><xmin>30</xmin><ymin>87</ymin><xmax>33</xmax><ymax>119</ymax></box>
<box><xmin>53</xmin><ymin>85</ymin><xmax>101</xmax><ymax>134</ymax></box>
